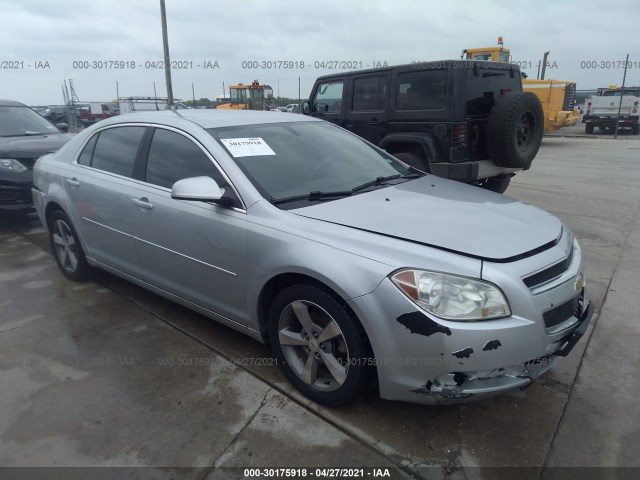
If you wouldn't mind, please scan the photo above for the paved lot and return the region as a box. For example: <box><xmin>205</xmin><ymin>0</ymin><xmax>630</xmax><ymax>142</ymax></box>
<box><xmin>1</xmin><ymin>135</ymin><xmax>639</xmax><ymax>479</ymax></box>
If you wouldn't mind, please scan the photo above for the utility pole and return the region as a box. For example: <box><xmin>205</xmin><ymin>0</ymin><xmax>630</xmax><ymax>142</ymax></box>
<box><xmin>192</xmin><ymin>83</ymin><xmax>196</xmax><ymax>106</ymax></box>
<box><xmin>160</xmin><ymin>0</ymin><xmax>174</xmax><ymax>107</ymax></box>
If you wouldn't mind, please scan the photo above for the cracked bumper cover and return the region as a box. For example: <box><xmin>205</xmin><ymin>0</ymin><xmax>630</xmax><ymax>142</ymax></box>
<box><xmin>348</xmin><ymin>276</ymin><xmax>595</xmax><ymax>405</ymax></box>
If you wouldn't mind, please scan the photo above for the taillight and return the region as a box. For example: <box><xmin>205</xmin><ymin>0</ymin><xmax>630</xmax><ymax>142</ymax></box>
<box><xmin>452</xmin><ymin>123</ymin><xmax>468</xmax><ymax>146</ymax></box>
<box><xmin>500</xmin><ymin>88</ymin><xmax>512</xmax><ymax>95</ymax></box>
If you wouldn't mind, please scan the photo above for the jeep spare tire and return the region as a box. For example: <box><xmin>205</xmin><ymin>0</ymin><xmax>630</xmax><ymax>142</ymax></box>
<box><xmin>487</xmin><ymin>92</ymin><xmax>544</xmax><ymax>168</ymax></box>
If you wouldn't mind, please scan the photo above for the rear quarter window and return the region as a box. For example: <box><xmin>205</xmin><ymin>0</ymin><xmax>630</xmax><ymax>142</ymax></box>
<box><xmin>90</xmin><ymin>126</ymin><xmax>145</xmax><ymax>177</ymax></box>
<box><xmin>396</xmin><ymin>70</ymin><xmax>447</xmax><ymax>110</ymax></box>
<box><xmin>77</xmin><ymin>134</ymin><xmax>97</xmax><ymax>166</ymax></box>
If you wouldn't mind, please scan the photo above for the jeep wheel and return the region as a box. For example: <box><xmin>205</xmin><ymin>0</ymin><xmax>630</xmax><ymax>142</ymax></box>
<box><xmin>393</xmin><ymin>152</ymin><xmax>429</xmax><ymax>172</ymax></box>
<box><xmin>585</xmin><ymin>124</ymin><xmax>595</xmax><ymax>134</ymax></box>
<box><xmin>475</xmin><ymin>174</ymin><xmax>512</xmax><ymax>194</ymax></box>
<box><xmin>487</xmin><ymin>92</ymin><xmax>544</xmax><ymax>169</ymax></box>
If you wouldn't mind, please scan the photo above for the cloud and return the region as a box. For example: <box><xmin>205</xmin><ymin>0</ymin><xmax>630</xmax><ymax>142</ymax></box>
<box><xmin>1</xmin><ymin>0</ymin><xmax>638</xmax><ymax>105</ymax></box>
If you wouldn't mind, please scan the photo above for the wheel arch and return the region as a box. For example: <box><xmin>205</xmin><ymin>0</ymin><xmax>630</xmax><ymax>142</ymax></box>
<box><xmin>44</xmin><ymin>200</ymin><xmax>67</xmax><ymax>229</ymax></box>
<box><xmin>379</xmin><ymin>132</ymin><xmax>439</xmax><ymax>161</ymax></box>
<box><xmin>256</xmin><ymin>272</ymin><xmax>374</xmax><ymax>358</ymax></box>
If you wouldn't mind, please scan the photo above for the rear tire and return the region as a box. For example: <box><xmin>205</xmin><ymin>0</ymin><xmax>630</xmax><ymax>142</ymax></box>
<box><xmin>487</xmin><ymin>92</ymin><xmax>544</xmax><ymax>169</ymax></box>
<box><xmin>632</xmin><ymin>124</ymin><xmax>639</xmax><ymax>135</ymax></box>
<box><xmin>268</xmin><ymin>284</ymin><xmax>370</xmax><ymax>407</ymax></box>
<box><xmin>393</xmin><ymin>151</ymin><xmax>429</xmax><ymax>173</ymax></box>
<box><xmin>585</xmin><ymin>124</ymin><xmax>594</xmax><ymax>134</ymax></box>
<box><xmin>48</xmin><ymin>210</ymin><xmax>91</xmax><ymax>281</ymax></box>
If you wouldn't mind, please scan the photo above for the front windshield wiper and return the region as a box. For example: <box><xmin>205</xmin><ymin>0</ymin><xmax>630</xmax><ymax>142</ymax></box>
<box><xmin>272</xmin><ymin>173</ymin><xmax>421</xmax><ymax>205</ymax></box>
<box><xmin>272</xmin><ymin>190</ymin><xmax>354</xmax><ymax>205</ymax></box>
<box><xmin>351</xmin><ymin>173</ymin><xmax>420</xmax><ymax>192</ymax></box>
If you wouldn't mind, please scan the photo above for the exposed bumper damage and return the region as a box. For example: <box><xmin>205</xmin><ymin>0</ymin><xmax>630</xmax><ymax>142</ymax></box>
<box><xmin>411</xmin><ymin>299</ymin><xmax>594</xmax><ymax>404</ymax></box>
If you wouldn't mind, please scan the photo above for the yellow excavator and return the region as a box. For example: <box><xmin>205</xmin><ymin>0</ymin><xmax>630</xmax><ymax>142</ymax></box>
<box><xmin>216</xmin><ymin>80</ymin><xmax>274</xmax><ymax>110</ymax></box>
<box><xmin>462</xmin><ymin>39</ymin><xmax>579</xmax><ymax>132</ymax></box>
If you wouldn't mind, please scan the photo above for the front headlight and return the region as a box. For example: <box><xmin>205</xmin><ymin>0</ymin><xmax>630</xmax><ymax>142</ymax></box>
<box><xmin>0</xmin><ymin>159</ymin><xmax>28</xmax><ymax>173</ymax></box>
<box><xmin>390</xmin><ymin>269</ymin><xmax>511</xmax><ymax>321</ymax></box>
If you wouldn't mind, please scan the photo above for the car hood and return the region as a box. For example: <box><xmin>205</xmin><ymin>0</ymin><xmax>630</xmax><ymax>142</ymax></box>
<box><xmin>292</xmin><ymin>176</ymin><xmax>562</xmax><ymax>261</ymax></box>
<box><xmin>0</xmin><ymin>133</ymin><xmax>73</xmax><ymax>159</ymax></box>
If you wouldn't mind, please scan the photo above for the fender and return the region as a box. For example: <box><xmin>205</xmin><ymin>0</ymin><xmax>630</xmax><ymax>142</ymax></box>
<box><xmin>378</xmin><ymin>132</ymin><xmax>440</xmax><ymax>162</ymax></box>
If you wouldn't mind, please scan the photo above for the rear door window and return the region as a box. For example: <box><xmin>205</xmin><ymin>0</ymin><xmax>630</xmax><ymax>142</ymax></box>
<box><xmin>352</xmin><ymin>76</ymin><xmax>387</xmax><ymax>111</ymax></box>
<box><xmin>90</xmin><ymin>126</ymin><xmax>145</xmax><ymax>177</ymax></box>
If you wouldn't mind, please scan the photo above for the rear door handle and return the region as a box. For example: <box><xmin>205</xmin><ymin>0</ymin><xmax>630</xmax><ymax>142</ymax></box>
<box><xmin>66</xmin><ymin>177</ymin><xmax>80</xmax><ymax>188</ymax></box>
<box><xmin>368</xmin><ymin>119</ymin><xmax>380</xmax><ymax>126</ymax></box>
<box><xmin>132</xmin><ymin>197</ymin><xmax>153</xmax><ymax>210</ymax></box>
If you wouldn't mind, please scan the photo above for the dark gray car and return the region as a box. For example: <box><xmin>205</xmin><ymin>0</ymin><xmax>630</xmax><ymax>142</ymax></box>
<box><xmin>0</xmin><ymin>99</ymin><xmax>73</xmax><ymax>214</ymax></box>
<box><xmin>32</xmin><ymin>110</ymin><xmax>593</xmax><ymax>406</ymax></box>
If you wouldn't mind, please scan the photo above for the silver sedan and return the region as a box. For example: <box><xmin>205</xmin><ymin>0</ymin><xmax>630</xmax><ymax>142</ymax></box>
<box><xmin>32</xmin><ymin>110</ymin><xmax>593</xmax><ymax>406</ymax></box>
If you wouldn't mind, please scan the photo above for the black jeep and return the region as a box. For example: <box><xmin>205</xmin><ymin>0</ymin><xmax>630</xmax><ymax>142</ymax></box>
<box><xmin>305</xmin><ymin>60</ymin><xmax>544</xmax><ymax>193</ymax></box>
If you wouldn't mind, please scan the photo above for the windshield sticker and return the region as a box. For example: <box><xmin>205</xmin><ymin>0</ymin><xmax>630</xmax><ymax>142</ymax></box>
<box><xmin>220</xmin><ymin>137</ymin><xmax>276</xmax><ymax>157</ymax></box>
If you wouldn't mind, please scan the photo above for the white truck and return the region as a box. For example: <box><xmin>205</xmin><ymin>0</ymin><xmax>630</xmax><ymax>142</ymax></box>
<box><xmin>583</xmin><ymin>87</ymin><xmax>640</xmax><ymax>134</ymax></box>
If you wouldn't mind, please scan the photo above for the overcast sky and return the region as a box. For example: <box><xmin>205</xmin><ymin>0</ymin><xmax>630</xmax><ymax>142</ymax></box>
<box><xmin>1</xmin><ymin>0</ymin><xmax>639</xmax><ymax>105</ymax></box>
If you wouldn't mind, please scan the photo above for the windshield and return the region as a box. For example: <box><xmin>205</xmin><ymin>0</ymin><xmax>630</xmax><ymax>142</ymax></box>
<box><xmin>0</xmin><ymin>106</ymin><xmax>60</xmax><ymax>137</ymax></box>
<box><xmin>209</xmin><ymin>121</ymin><xmax>414</xmax><ymax>204</ymax></box>
<box><xmin>250</xmin><ymin>89</ymin><xmax>264</xmax><ymax>110</ymax></box>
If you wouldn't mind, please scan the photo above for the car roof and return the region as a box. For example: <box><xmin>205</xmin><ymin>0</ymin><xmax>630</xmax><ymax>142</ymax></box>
<box><xmin>314</xmin><ymin>59</ymin><xmax>520</xmax><ymax>82</ymax></box>
<box><xmin>0</xmin><ymin>99</ymin><xmax>28</xmax><ymax>107</ymax></box>
<box><xmin>102</xmin><ymin>109</ymin><xmax>320</xmax><ymax>129</ymax></box>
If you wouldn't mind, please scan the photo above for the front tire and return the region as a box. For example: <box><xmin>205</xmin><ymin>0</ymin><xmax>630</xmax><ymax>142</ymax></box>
<box><xmin>49</xmin><ymin>210</ymin><xmax>90</xmax><ymax>281</ymax></box>
<box><xmin>585</xmin><ymin>124</ymin><xmax>595</xmax><ymax>134</ymax></box>
<box><xmin>268</xmin><ymin>284</ymin><xmax>370</xmax><ymax>407</ymax></box>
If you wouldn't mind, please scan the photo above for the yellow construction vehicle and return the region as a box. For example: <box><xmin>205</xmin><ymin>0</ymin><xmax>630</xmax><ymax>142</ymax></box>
<box><xmin>216</xmin><ymin>80</ymin><xmax>274</xmax><ymax>110</ymax></box>
<box><xmin>462</xmin><ymin>39</ymin><xmax>579</xmax><ymax>132</ymax></box>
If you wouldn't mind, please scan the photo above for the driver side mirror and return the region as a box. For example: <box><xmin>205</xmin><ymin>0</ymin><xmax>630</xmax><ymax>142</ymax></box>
<box><xmin>56</xmin><ymin>123</ymin><xmax>69</xmax><ymax>132</ymax></box>
<box><xmin>302</xmin><ymin>101</ymin><xmax>310</xmax><ymax>115</ymax></box>
<box><xmin>171</xmin><ymin>176</ymin><xmax>235</xmax><ymax>207</ymax></box>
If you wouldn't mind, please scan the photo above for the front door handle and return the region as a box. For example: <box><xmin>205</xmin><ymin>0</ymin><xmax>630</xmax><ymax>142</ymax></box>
<box><xmin>66</xmin><ymin>177</ymin><xmax>80</xmax><ymax>188</ymax></box>
<box><xmin>132</xmin><ymin>197</ymin><xmax>153</xmax><ymax>210</ymax></box>
<box><xmin>368</xmin><ymin>119</ymin><xmax>380</xmax><ymax>126</ymax></box>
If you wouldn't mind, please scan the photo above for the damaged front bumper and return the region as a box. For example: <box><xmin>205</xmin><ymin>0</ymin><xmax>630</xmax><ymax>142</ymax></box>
<box><xmin>348</xmin><ymin>267</ymin><xmax>594</xmax><ymax>405</ymax></box>
<box><xmin>413</xmin><ymin>301</ymin><xmax>594</xmax><ymax>403</ymax></box>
